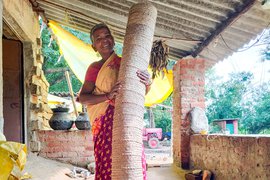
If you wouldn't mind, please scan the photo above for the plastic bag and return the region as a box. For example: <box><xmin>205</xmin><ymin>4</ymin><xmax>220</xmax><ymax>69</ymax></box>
<box><xmin>0</xmin><ymin>141</ymin><xmax>27</xmax><ymax>180</ymax></box>
<box><xmin>189</xmin><ymin>107</ymin><xmax>209</xmax><ymax>134</ymax></box>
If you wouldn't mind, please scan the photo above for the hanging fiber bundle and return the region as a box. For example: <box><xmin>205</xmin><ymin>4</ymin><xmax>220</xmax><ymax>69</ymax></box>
<box><xmin>150</xmin><ymin>40</ymin><xmax>170</xmax><ymax>79</ymax></box>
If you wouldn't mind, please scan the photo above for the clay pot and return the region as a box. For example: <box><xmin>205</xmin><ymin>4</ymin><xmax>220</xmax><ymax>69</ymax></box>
<box><xmin>75</xmin><ymin>112</ymin><xmax>91</xmax><ymax>130</ymax></box>
<box><xmin>49</xmin><ymin>107</ymin><xmax>74</xmax><ymax>130</ymax></box>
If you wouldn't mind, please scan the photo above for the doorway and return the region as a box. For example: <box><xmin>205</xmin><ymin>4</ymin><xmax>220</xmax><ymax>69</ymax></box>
<box><xmin>3</xmin><ymin>38</ymin><xmax>24</xmax><ymax>143</ymax></box>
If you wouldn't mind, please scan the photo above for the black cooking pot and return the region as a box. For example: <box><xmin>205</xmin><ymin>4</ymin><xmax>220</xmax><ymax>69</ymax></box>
<box><xmin>49</xmin><ymin>107</ymin><xmax>74</xmax><ymax>130</ymax></box>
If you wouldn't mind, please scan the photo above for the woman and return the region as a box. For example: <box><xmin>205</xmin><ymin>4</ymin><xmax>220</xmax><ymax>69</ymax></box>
<box><xmin>79</xmin><ymin>23</ymin><xmax>151</xmax><ymax>180</ymax></box>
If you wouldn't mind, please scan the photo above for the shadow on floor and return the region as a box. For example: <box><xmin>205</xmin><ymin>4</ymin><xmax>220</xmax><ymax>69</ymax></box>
<box><xmin>24</xmin><ymin>153</ymin><xmax>186</xmax><ymax>180</ymax></box>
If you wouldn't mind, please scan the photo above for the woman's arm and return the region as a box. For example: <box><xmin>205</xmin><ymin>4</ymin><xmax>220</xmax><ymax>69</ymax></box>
<box><xmin>78</xmin><ymin>82</ymin><xmax>105</xmax><ymax>105</ymax></box>
<box><xmin>79</xmin><ymin>61</ymin><xmax>120</xmax><ymax>105</ymax></box>
<box><xmin>145</xmin><ymin>83</ymin><xmax>152</xmax><ymax>94</ymax></box>
<box><xmin>136</xmin><ymin>70</ymin><xmax>152</xmax><ymax>95</ymax></box>
<box><xmin>78</xmin><ymin>81</ymin><xmax>122</xmax><ymax>105</ymax></box>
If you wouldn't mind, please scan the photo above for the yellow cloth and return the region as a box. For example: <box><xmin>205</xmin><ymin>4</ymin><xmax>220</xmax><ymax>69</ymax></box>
<box><xmin>48</xmin><ymin>21</ymin><xmax>173</xmax><ymax>107</ymax></box>
<box><xmin>87</xmin><ymin>53</ymin><xmax>120</xmax><ymax>125</ymax></box>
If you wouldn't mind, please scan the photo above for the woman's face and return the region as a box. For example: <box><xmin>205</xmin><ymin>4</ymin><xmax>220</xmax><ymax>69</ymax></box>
<box><xmin>92</xmin><ymin>27</ymin><xmax>115</xmax><ymax>56</ymax></box>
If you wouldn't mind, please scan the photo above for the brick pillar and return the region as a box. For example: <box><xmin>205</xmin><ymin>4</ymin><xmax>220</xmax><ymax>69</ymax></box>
<box><xmin>233</xmin><ymin>120</ymin><xmax>238</xmax><ymax>134</ymax></box>
<box><xmin>173</xmin><ymin>58</ymin><xmax>205</xmax><ymax>169</ymax></box>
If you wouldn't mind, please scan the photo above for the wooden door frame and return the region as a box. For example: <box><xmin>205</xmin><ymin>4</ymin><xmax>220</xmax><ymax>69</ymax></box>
<box><xmin>3</xmin><ymin>38</ymin><xmax>25</xmax><ymax>143</ymax></box>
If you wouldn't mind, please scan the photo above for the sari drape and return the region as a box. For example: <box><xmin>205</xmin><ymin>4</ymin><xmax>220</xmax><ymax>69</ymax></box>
<box><xmin>87</xmin><ymin>52</ymin><xmax>120</xmax><ymax>129</ymax></box>
<box><xmin>87</xmin><ymin>53</ymin><xmax>147</xmax><ymax>179</ymax></box>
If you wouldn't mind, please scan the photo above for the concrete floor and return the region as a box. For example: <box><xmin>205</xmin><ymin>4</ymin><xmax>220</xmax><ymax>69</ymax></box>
<box><xmin>24</xmin><ymin>154</ymin><xmax>84</xmax><ymax>180</ymax></box>
<box><xmin>148</xmin><ymin>166</ymin><xmax>186</xmax><ymax>180</ymax></box>
<box><xmin>24</xmin><ymin>153</ymin><xmax>185</xmax><ymax>180</ymax></box>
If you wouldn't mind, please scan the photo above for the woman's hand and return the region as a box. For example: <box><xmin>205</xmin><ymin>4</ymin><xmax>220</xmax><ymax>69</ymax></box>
<box><xmin>136</xmin><ymin>70</ymin><xmax>152</xmax><ymax>87</ymax></box>
<box><xmin>136</xmin><ymin>70</ymin><xmax>152</xmax><ymax>94</ymax></box>
<box><xmin>106</xmin><ymin>82</ymin><xmax>122</xmax><ymax>100</ymax></box>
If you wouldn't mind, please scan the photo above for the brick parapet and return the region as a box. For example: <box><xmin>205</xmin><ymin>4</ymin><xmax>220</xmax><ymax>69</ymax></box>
<box><xmin>190</xmin><ymin>135</ymin><xmax>270</xmax><ymax>179</ymax></box>
<box><xmin>37</xmin><ymin>130</ymin><xmax>94</xmax><ymax>167</ymax></box>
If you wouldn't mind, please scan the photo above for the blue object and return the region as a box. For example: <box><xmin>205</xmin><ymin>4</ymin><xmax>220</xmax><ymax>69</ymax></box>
<box><xmin>162</xmin><ymin>132</ymin><xmax>171</xmax><ymax>140</ymax></box>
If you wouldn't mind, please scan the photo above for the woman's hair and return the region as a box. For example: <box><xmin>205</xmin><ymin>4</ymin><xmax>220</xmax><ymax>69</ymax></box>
<box><xmin>90</xmin><ymin>23</ymin><xmax>111</xmax><ymax>42</ymax></box>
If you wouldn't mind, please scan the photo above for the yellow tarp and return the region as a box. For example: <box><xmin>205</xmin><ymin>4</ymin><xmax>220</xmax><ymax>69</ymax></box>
<box><xmin>48</xmin><ymin>21</ymin><xmax>173</xmax><ymax>106</ymax></box>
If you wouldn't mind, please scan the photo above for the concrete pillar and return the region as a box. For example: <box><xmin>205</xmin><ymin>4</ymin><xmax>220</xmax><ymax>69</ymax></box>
<box><xmin>173</xmin><ymin>58</ymin><xmax>205</xmax><ymax>169</ymax></box>
<box><xmin>0</xmin><ymin>0</ymin><xmax>3</xmax><ymax>133</ymax></box>
<box><xmin>233</xmin><ymin>120</ymin><xmax>238</xmax><ymax>134</ymax></box>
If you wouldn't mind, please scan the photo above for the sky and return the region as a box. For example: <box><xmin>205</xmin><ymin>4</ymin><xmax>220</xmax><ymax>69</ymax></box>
<box><xmin>213</xmin><ymin>31</ymin><xmax>270</xmax><ymax>87</ymax></box>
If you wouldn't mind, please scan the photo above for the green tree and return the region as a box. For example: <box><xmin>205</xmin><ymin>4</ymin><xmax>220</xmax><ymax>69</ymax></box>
<box><xmin>152</xmin><ymin>94</ymin><xmax>172</xmax><ymax>133</ymax></box>
<box><xmin>205</xmin><ymin>71</ymin><xmax>253</xmax><ymax>123</ymax></box>
<box><xmin>41</xmin><ymin>26</ymin><xmax>82</xmax><ymax>93</ymax></box>
<box><xmin>241</xmin><ymin>82</ymin><xmax>270</xmax><ymax>133</ymax></box>
<box><xmin>261</xmin><ymin>29</ymin><xmax>270</xmax><ymax>61</ymax></box>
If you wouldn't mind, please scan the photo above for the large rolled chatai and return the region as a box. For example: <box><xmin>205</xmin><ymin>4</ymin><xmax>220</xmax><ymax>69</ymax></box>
<box><xmin>111</xmin><ymin>2</ymin><xmax>157</xmax><ymax>180</ymax></box>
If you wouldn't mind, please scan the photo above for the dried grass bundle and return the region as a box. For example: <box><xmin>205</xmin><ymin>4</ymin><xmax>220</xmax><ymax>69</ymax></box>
<box><xmin>150</xmin><ymin>40</ymin><xmax>169</xmax><ymax>79</ymax></box>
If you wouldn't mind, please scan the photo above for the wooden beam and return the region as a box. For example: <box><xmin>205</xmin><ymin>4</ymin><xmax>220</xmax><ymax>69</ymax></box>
<box><xmin>191</xmin><ymin>0</ymin><xmax>256</xmax><ymax>57</ymax></box>
<box><xmin>29</xmin><ymin>0</ymin><xmax>48</xmax><ymax>23</ymax></box>
<box><xmin>169</xmin><ymin>48</ymin><xmax>190</xmax><ymax>58</ymax></box>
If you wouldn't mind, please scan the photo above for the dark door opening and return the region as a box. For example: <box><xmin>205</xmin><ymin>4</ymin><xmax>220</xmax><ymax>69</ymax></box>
<box><xmin>3</xmin><ymin>38</ymin><xmax>24</xmax><ymax>143</ymax></box>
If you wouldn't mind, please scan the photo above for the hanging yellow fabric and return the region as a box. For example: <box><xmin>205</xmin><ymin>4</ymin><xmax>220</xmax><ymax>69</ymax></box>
<box><xmin>48</xmin><ymin>21</ymin><xmax>173</xmax><ymax>107</ymax></box>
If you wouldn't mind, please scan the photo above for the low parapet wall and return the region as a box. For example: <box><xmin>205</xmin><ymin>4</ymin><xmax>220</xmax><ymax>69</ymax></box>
<box><xmin>190</xmin><ymin>134</ymin><xmax>270</xmax><ymax>180</ymax></box>
<box><xmin>37</xmin><ymin>130</ymin><xmax>94</xmax><ymax>167</ymax></box>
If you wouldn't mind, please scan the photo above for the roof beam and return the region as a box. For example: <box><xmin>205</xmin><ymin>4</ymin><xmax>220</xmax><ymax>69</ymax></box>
<box><xmin>38</xmin><ymin>0</ymin><xmax>128</xmax><ymax>28</ymax></box>
<box><xmin>40</xmin><ymin>3</ymin><xmax>127</xmax><ymax>36</ymax></box>
<box><xmin>87</xmin><ymin>0</ymin><xmax>207</xmax><ymax>39</ymax></box>
<box><xmin>191</xmin><ymin>0</ymin><xmax>256</xmax><ymax>57</ymax></box>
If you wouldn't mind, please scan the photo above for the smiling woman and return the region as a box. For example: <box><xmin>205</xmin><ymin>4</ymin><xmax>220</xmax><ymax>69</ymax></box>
<box><xmin>78</xmin><ymin>22</ymin><xmax>152</xmax><ymax>179</ymax></box>
<box><xmin>90</xmin><ymin>24</ymin><xmax>115</xmax><ymax>61</ymax></box>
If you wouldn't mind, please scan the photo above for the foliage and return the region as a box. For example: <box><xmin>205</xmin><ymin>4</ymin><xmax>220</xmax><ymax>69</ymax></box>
<box><xmin>206</xmin><ymin>68</ymin><xmax>270</xmax><ymax>134</ymax></box>
<box><xmin>262</xmin><ymin>45</ymin><xmax>270</xmax><ymax>61</ymax></box>
<box><xmin>261</xmin><ymin>29</ymin><xmax>270</xmax><ymax>61</ymax></box>
<box><xmin>209</xmin><ymin>124</ymin><xmax>222</xmax><ymax>134</ymax></box>
<box><xmin>152</xmin><ymin>94</ymin><xmax>173</xmax><ymax>132</ymax></box>
<box><xmin>41</xmin><ymin>26</ymin><xmax>83</xmax><ymax>93</ymax></box>
<box><xmin>241</xmin><ymin>83</ymin><xmax>270</xmax><ymax>133</ymax></box>
<box><xmin>205</xmin><ymin>70</ymin><xmax>253</xmax><ymax>123</ymax></box>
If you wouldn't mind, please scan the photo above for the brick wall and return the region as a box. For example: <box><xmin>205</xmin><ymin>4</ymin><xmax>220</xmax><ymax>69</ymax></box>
<box><xmin>173</xmin><ymin>59</ymin><xmax>205</xmax><ymax>169</ymax></box>
<box><xmin>2</xmin><ymin>0</ymin><xmax>51</xmax><ymax>152</ymax></box>
<box><xmin>38</xmin><ymin>130</ymin><xmax>94</xmax><ymax>167</ymax></box>
<box><xmin>190</xmin><ymin>135</ymin><xmax>270</xmax><ymax>179</ymax></box>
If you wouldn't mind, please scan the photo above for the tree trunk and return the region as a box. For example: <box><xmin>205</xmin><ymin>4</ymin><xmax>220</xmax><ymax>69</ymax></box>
<box><xmin>111</xmin><ymin>2</ymin><xmax>157</xmax><ymax>180</ymax></box>
<box><xmin>147</xmin><ymin>107</ymin><xmax>155</xmax><ymax>128</ymax></box>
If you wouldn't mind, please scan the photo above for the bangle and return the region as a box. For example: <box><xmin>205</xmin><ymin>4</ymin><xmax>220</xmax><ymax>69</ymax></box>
<box><xmin>146</xmin><ymin>80</ymin><xmax>152</xmax><ymax>87</ymax></box>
